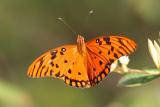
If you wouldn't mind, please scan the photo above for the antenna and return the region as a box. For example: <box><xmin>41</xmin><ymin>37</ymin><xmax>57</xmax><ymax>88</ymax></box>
<box><xmin>58</xmin><ymin>10</ymin><xmax>94</xmax><ymax>36</ymax></box>
<box><xmin>86</xmin><ymin>9</ymin><xmax>94</xmax><ymax>22</ymax></box>
<box><xmin>58</xmin><ymin>17</ymin><xmax>77</xmax><ymax>35</ymax></box>
<box><xmin>83</xmin><ymin>9</ymin><xmax>94</xmax><ymax>35</ymax></box>
<box><xmin>89</xmin><ymin>10</ymin><xmax>94</xmax><ymax>16</ymax></box>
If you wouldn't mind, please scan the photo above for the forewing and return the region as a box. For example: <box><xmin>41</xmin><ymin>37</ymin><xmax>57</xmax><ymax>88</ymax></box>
<box><xmin>86</xmin><ymin>35</ymin><xmax>137</xmax><ymax>85</ymax></box>
<box><xmin>27</xmin><ymin>45</ymin><xmax>91</xmax><ymax>88</ymax></box>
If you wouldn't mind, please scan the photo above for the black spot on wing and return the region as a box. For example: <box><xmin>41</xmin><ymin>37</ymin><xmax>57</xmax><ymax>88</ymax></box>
<box><xmin>99</xmin><ymin>41</ymin><xmax>102</xmax><ymax>45</ymax></box>
<box><xmin>111</xmin><ymin>46</ymin><xmax>114</xmax><ymax>51</ymax></box>
<box><xmin>78</xmin><ymin>72</ymin><xmax>81</xmax><ymax>75</ymax></box>
<box><xmin>60</xmin><ymin>52</ymin><xmax>64</xmax><ymax>55</ymax></box>
<box><xmin>98</xmin><ymin>50</ymin><xmax>102</xmax><ymax>54</ymax></box>
<box><xmin>64</xmin><ymin>60</ymin><xmax>68</xmax><ymax>63</ymax></box>
<box><xmin>103</xmin><ymin>37</ymin><xmax>111</xmax><ymax>45</ymax></box>
<box><xmin>50</xmin><ymin>50</ymin><xmax>58</xmax><ymax>60</ymax></box>
<box><xmin>50</xmin><ymin>70</ymin><xmax>53</xmax><ymax>76</ymax></box>
<box><xmin>93</xmin><ymin>68</ymin><xmax>96</xmax><ymax>71</ymax></box>
<box><xmin>61</xmin><ymin>48</ymin><xmax>66</xmax><ymax>52</ymax></box>
<box><xmin>55</xmin><ymin>71</ymin><xmax>60</xmax><ymax>77</ymax></box>
<box><xmin>109</xmin><ymin>59</ymin><xmax>114</xmax><ymax>63</ymax></box>
<box><xmin>68</xmin><ymin>69</ymin><xmax>72</xmax><ymax>74</ymax></box>
<box><xmin>108</xmin><ymin>51</ymin><xmax>111</xmax><ymax>55</ymax></box>
<box><xmin>50</xmin><ymin>62</ymin><xmax>54</xmax><ymax>66</ymax></box>
<box><xmin>56</xmin><ymin>64</ymin><xmax>59</xmax><ymax>68</ymax></box>
<box><xmin>114</xmin><ymin>53</ymin><xmax>118</xmax><ymax>58</ymax></box>
<box><xmin>99</xmin><ymin>60</ymin><xmax>103</xmax><ymax>65</ymax></box>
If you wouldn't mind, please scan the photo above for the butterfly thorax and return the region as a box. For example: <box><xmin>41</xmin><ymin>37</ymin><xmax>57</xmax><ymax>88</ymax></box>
<box><xmin>77</xmin><ymin>35</ymin><xmax>87</xmax><ymax>56</ymax></box>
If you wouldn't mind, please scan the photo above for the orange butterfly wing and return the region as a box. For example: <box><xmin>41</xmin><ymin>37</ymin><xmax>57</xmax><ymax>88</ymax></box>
<box><xmin>27</xmin><ymin>45</ymin><xmax>91</xmax><ymax>88</ymax></box>
<box><xmin>28</xmin><ymin>35</ymin><xmax>136</xmax><ymax>88</ymax></box>
<box><xmin>86</xmin><ymin>35</ymin><xmax>136</xmax><ymax>86</ymax></box>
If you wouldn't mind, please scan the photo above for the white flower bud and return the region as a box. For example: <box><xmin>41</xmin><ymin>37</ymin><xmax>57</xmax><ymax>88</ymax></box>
<box><xmin>119</xmin><ymin>56</ymin><xmax>130</xmax><ymax>65</ymax></box>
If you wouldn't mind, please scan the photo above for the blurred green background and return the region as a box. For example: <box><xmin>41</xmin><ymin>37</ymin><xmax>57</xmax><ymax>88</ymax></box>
<box><xmin>0</xmin><ymin>0</ymin><xmax>160</xmax><ymax>107</ymax></box>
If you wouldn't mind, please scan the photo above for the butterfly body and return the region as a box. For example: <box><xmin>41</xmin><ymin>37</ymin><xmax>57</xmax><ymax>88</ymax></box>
<box><xmin>77</xmin><ymin>35</ymin><xmax>87</xmax><ymax>57</ymax></box>
<box><xmin>28</xmin><ymin>35</ymin><xmax>136</xmax><ymax>88</ymax></box>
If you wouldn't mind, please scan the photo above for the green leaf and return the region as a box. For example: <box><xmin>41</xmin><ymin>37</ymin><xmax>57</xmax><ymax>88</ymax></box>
<box><xmin>144</xmin><ymin>69</ymin><xmax>160</xmax><ymax>73</ymax></box>
<box><xmin>118</xmin><ymin>72</ymin><xmax>160</xmax><ymax>87</ymax></box>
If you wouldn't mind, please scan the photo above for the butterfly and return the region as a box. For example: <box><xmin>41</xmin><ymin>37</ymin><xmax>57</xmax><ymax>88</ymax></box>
<box><xmin>27</xmin><ymin>35</ymin><xmax>136</xmax><ymax>88</ymax></box>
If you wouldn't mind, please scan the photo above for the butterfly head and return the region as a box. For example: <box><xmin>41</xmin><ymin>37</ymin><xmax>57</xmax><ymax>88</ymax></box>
<box><xmin>77</xmin><ymin>35</ymin><xmax>85</xmax><ymax>43</ymax></box>
<box><xmin>77</xmin><ymin>35</ymin><xmax>86</xmax><ymax>56</ymax></box>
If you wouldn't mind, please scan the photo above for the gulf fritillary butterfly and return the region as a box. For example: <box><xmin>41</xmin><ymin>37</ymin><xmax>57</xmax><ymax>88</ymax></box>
<box><xmin>27</xmin><ymin>35</ymin><xmax>136</xmax><ymax>88</ymax></box>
